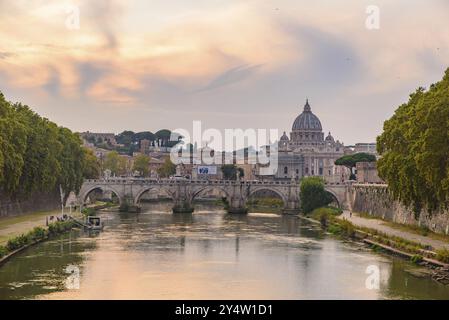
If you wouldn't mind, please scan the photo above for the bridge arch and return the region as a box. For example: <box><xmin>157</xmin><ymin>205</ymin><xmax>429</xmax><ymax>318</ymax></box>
<box><xmin>191</xmin><ymin>186</ymin><xmax>231</xmax><ymax>202</ymax></box>
<box><xmin>246</xmin><ymin>187</ymin><xmax>288</xmax><ymax>207</ymax></box>
<box><xmin>134</xmin><ymin>186</ymin><xmax>174</xmax><ymax>204</ymax></box>
<box><xmin>324</xmin><ymin>188</ymin><xmax>342</xmax><ymax>209</ymax></box>
<box><xmin>80</xmin><ymin>185</ymin><xmax>123</xmax><ymax>205</ymax></box>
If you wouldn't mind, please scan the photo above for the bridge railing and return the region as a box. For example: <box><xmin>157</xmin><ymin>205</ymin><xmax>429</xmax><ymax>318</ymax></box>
<box><xmin>83</xmin><ymin>178</ymin><xmax>300</xmax><ymax>186</ymax></box>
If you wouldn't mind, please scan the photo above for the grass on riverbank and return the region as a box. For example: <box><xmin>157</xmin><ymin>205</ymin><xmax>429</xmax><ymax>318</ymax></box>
<box><xmin>0</xmin><ymin>220</ymin><xmax>76</xmax><ymax>260</ymax></box>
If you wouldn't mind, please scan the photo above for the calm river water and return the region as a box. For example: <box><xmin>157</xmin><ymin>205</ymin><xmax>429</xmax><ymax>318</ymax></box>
<box><xmin>1</xmin><ymin>203</ymin><xmax>449</xmax><ymax>300</ymax></box>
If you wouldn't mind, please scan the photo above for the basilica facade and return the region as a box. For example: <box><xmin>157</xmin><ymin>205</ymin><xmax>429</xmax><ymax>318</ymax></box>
<box><xmin>272</xmin><ymin>100</ymin><xmax>348</xmax><ymax>182</ymax></box>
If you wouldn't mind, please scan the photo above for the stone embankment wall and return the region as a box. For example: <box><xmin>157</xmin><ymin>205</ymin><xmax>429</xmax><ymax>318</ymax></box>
<box><xmin>348</xmin><ymin>184</ymin><xmax>449</xmax><ymax>235</ymax></box>
<box><xmin>0</xmin><ymin>190</ymin><xmax>61</xmax><ymax>218</ymax></box>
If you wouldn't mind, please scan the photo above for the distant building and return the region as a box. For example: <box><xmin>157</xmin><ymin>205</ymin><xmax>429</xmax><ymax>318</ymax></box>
<box><xmin>356</xmin><ymin>162</ymin><xmax>383</xmax><ymax>183</ymax></box>
<box><xmin>140</xmin><ymin>139</ymin><xmax>150</xmax><ymax>154</ymax></box>
<box><xmin>262</xmin><ymin>99</ymin><xmax>349</xmax><ymax>182</ymax></box>
<box><xmin>80</xmin><ymin>132</ymin><xmax>117</xmax><ymax>146</ymax></box>
<box><xmin>354</xmin><ymin>143</ymin><xmax>377</xmax><ymax>156</ymax></box>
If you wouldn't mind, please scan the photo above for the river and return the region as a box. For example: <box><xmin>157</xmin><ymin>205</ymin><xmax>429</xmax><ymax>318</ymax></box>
<box><xmin>1</xmin><ymin>203</ymin><xmax>448</xmax><ymax>300</ymax></box>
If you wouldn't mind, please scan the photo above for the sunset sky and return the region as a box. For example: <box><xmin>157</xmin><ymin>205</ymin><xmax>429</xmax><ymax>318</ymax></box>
<box><xmin>1</xmin><ymin>0</ymin><xmax>449</xmax><ymax>145</ymax></box>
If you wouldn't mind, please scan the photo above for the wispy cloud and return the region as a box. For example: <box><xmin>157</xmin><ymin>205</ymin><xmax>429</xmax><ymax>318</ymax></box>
<box><xmin>196</xmin><ymin>64</ymin><xmax>263</xmax><ymax>92</ymax></box>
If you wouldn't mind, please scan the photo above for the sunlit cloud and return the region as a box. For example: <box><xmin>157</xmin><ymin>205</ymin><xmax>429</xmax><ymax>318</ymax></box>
<box><xmin>0</xmin><ymin>0</ymin><xmax>449</xmax><ymax>144</ymax></box>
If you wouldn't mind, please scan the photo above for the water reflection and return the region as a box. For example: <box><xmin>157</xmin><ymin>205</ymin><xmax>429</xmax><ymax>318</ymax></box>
<box><xmin>0</xmin><ymin>230</ymin><xmax>97</xmax><ymax>300</ymax></box>
<box><xmin>0</xmin><ymin>202</ymin><xmax>448</xmax><ymax>300</ymax></box>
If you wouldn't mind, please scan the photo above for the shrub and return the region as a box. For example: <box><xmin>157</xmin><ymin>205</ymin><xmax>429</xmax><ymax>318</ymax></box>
<box><xmin>6</xmin><ymin>234</ymin><xmax>30</xmax><ymax>251</ymax></box>
<box><xmin>0</xmin><ymin>245</ymin><xmax>7</xmax><ymax>258</ymax></box>
<box><xmin>48</xmin><ymin>220</ymin><xmax>75</xmax><ymax>236</ymax></box>
<box><xmin>319</xmin><ymin>213</ymin><xmax>328</xmax><ymax>228</ymax></box>
<box><xmin>339</xmin><ymin>220</ymin><xmax>356</xmax><ymax>238</ymax></box>
<box><xmin>29</xmin><ymin>227</ymin><xmax>47</xmax><ymax>241</ymax></box>
<box><xmin>300</xmin><ymin>177</ymin><xmax>334</xmax><ymax>213</ymax></box>
<box><xmin>411</xmin><ymin>255</ymin><xmax>423</xmax><ymax>264</ymax></box>
<box><xmin>82</xmin><ymin>207</ymin><xmax>96</xmax><ymax>216</ymax></box>
<box><xmin>436</xmin><ymin>249</ymin><xmax>449</xmax><ymax>263</ymax></box>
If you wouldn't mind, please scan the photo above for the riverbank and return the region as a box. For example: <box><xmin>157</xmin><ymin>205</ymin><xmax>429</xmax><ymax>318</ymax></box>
<box><xmin>339</xmin><ymin>211</ymin><xmax>449</xmax><ymax>251</ymax></box>
<box><xmin>303</xmin><ymin>207</ymin><xmax>449</xmax><ymax>284</ymax></box>
<box><xmin>0</xmin><ymin>219</ymin><xmax>78</xmax><ymax>266</ymax></box>
<box><xmin>0</xmin><ymin>209</ymin><xmax>64</xmax><ymax>246</ymax></box>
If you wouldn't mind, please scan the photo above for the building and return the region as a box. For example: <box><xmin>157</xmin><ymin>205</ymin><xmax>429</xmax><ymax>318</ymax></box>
<box><xmin>140</xmin><ymin>139</ymin><xmax>151</xmax><ymax>154</ymax></box>
<box><xmin>356</xmin><ymin>162</ymin><xmax>383</xmax><ymax>183</ymax></box>
<box><xmin>79</xmin><ymin>132</ymin><xmax>117</xmax><ymax>146</ymax></box>
<box><xmin>354</xmin><ymin>143</ymin><xmax>377</xmax><ymax>155</ymax></box>
<box><xmin>265</xmin><ymin>99</ymin><xmax>349</xmax><ymax>182</ymax></box>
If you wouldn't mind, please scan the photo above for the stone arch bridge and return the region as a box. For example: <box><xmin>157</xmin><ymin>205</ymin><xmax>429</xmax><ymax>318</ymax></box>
<box><xmin>78</xmin><ymin>178</ymin><xmax>349</xmax><ymax>214</ymax></box>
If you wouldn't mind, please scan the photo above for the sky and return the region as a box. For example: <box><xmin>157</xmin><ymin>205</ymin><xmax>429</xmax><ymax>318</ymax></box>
<box><xmin>1</xmin><ymin>0</ymin><xmax>449</xmax><ymax>145</ymax></box>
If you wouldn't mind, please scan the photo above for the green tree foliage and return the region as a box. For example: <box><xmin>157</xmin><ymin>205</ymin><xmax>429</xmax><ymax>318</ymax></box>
<box><xmin>135</xmin><ymin>131</ymin><xmax>155</xmax><ymax>142</ymax></box>
<box><xmin>82</xmin><ymin>148</ymin><xmax>101</xmax><ymax>179</ymax></box>
<box><xmin>157</xmin><ymin>157</ymin><xmax>176</xmax><ymax>178</ymax></box>
<box><xmin>221</xmin><ymin>164</ymin><xmax>244</xmax><ymax>180</ymax></box>
<box><xmin>300</xmin><ymin>177</ymin><xmax>334</xmax><ymax>213</ymax></box>
<box><xmin>335</xmin><ymin>153</ymin><xmax>376</xmax><ymax>170</ymax></box>
<box><xmin>377</xmin><ymin>69</ymin><xmax>449</xmax><ymax>215</ymax></box>
<box><xmin>103</xmin><ymin>151</ymin><xmax>128</xmax><ymax>176</ymax></box>
<box><xmin>335</xmin><ymin>153</ymin><xmax>376</xmax><ymax>180</ymax></box>
<box><xmin>115</xmin><ymin>130</ymin><xmax>135</xmax><ymax>146</ymax></box>
<box><xmin>0</xmin><ymin>92</ymin><xmax>88</xmax><ymax>197</ymax></box>
<box><xmin>133</xmin><ymin>154</ymin><xmax>150</xmax><ymax>177</ymax></box>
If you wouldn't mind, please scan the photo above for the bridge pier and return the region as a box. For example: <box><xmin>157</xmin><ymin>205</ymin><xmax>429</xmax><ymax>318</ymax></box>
<box><xmin>227</xmin><ymin>183</ymin><xmax>248</xmax><ymax>214</ymax></box>
<box><xmin>282</xmin><ymin>183</ymin><xmax>301</xmax><ymax>214</ymax></box>
<box><xmin>172</xmin><ymin>184</ymin><xmax>194</xmax><ymax>213</ymax></box>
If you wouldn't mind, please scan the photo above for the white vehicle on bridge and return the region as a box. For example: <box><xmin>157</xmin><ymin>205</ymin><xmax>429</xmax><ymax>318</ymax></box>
<box><xmin>170</xmin><ymin>175</ymin><xmax>188</xmax><ymax>181</ymax></box>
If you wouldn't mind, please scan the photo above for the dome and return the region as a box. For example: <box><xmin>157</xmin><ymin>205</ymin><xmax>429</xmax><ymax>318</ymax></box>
<box><xmin>325</xmin><ymin>132</ymin><xmax>334</xmax><ymax>142</ymax></box>
<box><xmin>292</xmin><ymin>99</ymin><xmax>322</xmax><ymax>131</ymax></box>
<box><xmin>280</xmin><ymin>131</ymin><xmax>289</xmax><ymax>141</ymax></box>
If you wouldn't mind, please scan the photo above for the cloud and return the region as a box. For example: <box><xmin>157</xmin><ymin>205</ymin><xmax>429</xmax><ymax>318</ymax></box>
<box><xmin>43</xmin><ymin>68</ymin><xmax>61</xmax><ymax>97</ymax></box>
<box><xmin>0</xmin><ymin>52</ymin><xmax>14</xmax><ymax>59</ymax></box>
<box><xmin>196</xmin><ymin>64</ymin><xmax>263</xmax><ymax>92</ymax></box>
<box><xmin>81</xmin><ymin>0</ymin><xmax>123</xmax><ymax>50</ymax></box>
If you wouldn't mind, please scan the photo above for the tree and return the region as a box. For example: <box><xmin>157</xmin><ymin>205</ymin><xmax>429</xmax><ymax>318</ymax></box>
<box><xmin>221</xmin><ymin>164</ymin><xmax>244</xmax><ymax>180</ymax></box>
<box><xmin>300</xmin><ymin>177</ymin><xmax>333</xmax><ymax>213</ymax></box>
<box><xmin>335</xmin><ymin>153</ymin><xmax>376</xmax><ymax>180</ymax></box>
<box><xmin>377</xmin><ymin>68</ymin><xmax>449</xmax><ymax>215</ymax></box>
<box><xmin>115</xmin><ymin>131</ymin><xmax>135</xmax><ymax>146</ymax></box>
<box><xmin>82</xmin><ymin>148</ymin><xmax>101</xmax><ymax>179</ymax></box>
<box><xmin>135</xmin><ymin>131</ymin><xmax>155</xmax><ymax>143</ymax></box>
<box><xmin>103</xmin><ymin>151</ymin><xmax>120</xmax><ymax>175</ymax></box>
<box><xmin>117</xmin><ymin>156</ymin><xmax>129</xmax><ymax>176</ymax></box>
<box><xmin>133</xmin><ymin>154</ymin><xmax>150</xmax><ymax>177</ymax></box>
<box><xmin>155</xmin><ymin>129</ymin><xmax>172</xmax><ymax>147</ymax></box>
<box><xmin>157</xmin><ymin>157</ymin><xmax>176</xmax><ymax>177</ymax></box>
<box><xmin>0</xmin><ymin>92</ymin><xmax>87</xmax><ymax>197</ymax></box>
<box><xmin>335</xmin><ymin>153</ymin><xmax>376</xmax><ymax>170</ymax></box>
